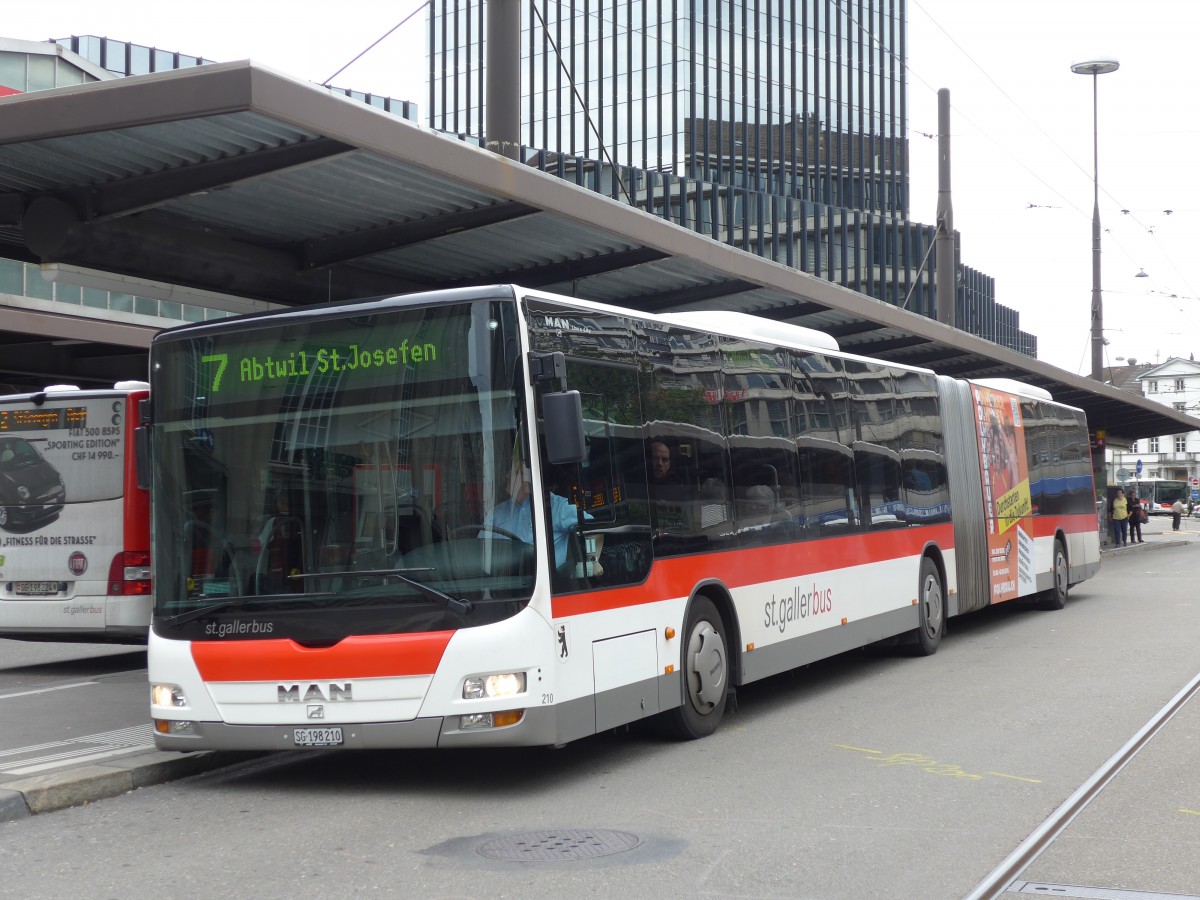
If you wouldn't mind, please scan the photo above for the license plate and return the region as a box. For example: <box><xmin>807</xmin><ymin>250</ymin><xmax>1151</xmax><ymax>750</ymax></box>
<box><xmin>293</xmin><ymin>727</ymin><xmax>343</xmax><ymax>747</ymax></box>
<box><xmin>14</xmin><ymin>582</ymin><xmax>61</xmax><ymax>596</ymax></box>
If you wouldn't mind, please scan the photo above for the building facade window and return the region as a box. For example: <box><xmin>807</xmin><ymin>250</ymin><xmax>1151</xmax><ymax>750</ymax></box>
<box><xmin>1175</xmin><ymin>435</ymin><xmax>1188</xmax><ymax>454</ymax></box>
<box><xmin>1150</xmin><ymin>437</ymin><xmax>1160</xmax><ymax>453</ymax></box>
<box><xmin>1148</xmin><ymin>380</ymin><xmax>1158</xmax><ymax>393</ymax></box>
<box><xmin>1176</xmin><ymin>378</ymin><xmax>1186</xmax><ymax>392</ymax></box>
<box><xmin>426</xmin><ymin>0</ymin><xmax>1034</xmax><ymax>356</ymax></box>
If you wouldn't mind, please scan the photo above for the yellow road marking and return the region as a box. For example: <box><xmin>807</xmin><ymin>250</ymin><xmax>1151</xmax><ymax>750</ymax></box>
<box><xmin>835</xmin><ymin>744</ymin><xmax>881</xmax><ymax>754</ymax></box>
<box><xmin>1179</xmin><ymin>808</ymin><xmax>1200</xmax><ymax>816</ymax></box>
<box><xmin>986</xmin><ymin>772</ymin><xmax>1042</xmax><ymax>783</ymax></box>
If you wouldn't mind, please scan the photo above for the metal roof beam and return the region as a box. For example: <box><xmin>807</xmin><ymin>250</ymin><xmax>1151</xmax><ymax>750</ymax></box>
<box><xmin>83</xmin><ymin>137</ymin><xmax>355</xmax><ymax>221</ymax></box>
<box><xmin>22</xmin><ymin>208</ymin><xmax>427</xmax><ymax>304</ymax></box>
<box><xmin>750</xmin><ymin>301</ymin><xmax>831</xmax><ymax>320</ymax></box>
<box><xmin>825</xmin><ymin>320</ymin><xmax>885</xmax><ymax>339</ymax></box>
<box><xmin>455</xmin><ymin>247</ymin><xmax>670</xmax><ymax>289</ymax></box>
<box><xmin>620</xmin><ymin>279</ymin><xmax>761</xmax><ymax>313</ymax></box>
<box><xmin>302</xmin><ymin>201</ymin><xmax>539</xmax><ymax>269</ymax></box>
<box><xmin>838</xmin><ymin>334</ymin><xmax>927</xmax><ymax>354</ymax></box>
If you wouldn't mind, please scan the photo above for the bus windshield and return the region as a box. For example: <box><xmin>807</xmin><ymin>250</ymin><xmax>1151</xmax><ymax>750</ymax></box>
<box><xmin>150</xmin><ymin>296</ymin><xmax>533</xmax><ymax>641</ymax></box>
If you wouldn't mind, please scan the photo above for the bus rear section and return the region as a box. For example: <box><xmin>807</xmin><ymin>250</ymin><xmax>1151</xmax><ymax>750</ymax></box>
<box><xmin>938</xmin><ymin>377</ymin><xmax>1101</xmax><ymax>616</ymax></box>
<box><xmin>0</xmin><ymin>382</ymin><xmax>152</xmax><ymax>642</ymax></box>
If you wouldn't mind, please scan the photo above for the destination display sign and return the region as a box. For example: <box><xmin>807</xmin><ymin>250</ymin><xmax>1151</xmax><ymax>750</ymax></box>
<box><xmin>0</xmin><ymin>406</ymin><xmax>87</xmax><ymax>432</ymax></box>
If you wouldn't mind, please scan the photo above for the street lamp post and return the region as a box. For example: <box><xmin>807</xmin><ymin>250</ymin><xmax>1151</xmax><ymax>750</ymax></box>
<box><xmin>1071</xmin><ymin>58</ymin><xmax>1119</xmax><ymax>381</ymax></box>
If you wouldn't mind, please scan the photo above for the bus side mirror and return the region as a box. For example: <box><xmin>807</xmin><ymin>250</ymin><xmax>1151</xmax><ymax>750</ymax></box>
<box><xmin>134</xmin><ymin>426</ymin><xmax>151</xmax><ymax>491</ymax></box>
<box><xmin>543</xmin><ymin>390</ymin><xmax>585</xmax><ymax>465</ymax></box>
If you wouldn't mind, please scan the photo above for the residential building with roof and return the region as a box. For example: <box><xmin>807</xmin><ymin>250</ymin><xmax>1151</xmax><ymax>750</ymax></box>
<box><xmin>1106</xmin><ymin>357</ymin><xmax>1200</xmax><ymax>492</ymax></box>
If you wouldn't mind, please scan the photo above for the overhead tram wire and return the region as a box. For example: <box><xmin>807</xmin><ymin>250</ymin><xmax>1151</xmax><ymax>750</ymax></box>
<box><xmin>905</xmin><ymin>0</ymin><xmax>1193</xmax><ymax>298</ymax></box>
<box><xmin>528</xmin><ymin>0</ymin><xmax>633</xmax><ymax>206</ymax></box>
<box><xmin>321</xmin><ymin>3</ymin><xmax>429</xmax><ymax>88</ymax></box>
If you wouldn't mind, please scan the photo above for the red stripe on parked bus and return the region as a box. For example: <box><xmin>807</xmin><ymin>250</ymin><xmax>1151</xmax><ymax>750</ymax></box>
<box><xmin>552</xmin><ymin>522</ymin><xmax>956</xmax><ymax>618</ymax></box>
<box><xmin>191</xmin><ymin>631</ymin><xmax>455</xmax><ymax>682</ymax></box>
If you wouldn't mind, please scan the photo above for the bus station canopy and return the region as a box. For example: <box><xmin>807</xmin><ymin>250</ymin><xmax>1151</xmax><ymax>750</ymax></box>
<box><xmin>0</xmin><ymin>60</ymin><xmax>1193</xmax><ymax>443</ymax></box>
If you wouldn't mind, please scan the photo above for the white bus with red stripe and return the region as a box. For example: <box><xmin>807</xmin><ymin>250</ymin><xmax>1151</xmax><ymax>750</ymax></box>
<box><xmin>0</xmin><ymin>381</ymin><xmax>152</xmax><ymax>642</ymax></box>
<box><xmin>144</xmin><ymin>286</ymin><xmax>1099</xmax><ymax>750</ymax></box>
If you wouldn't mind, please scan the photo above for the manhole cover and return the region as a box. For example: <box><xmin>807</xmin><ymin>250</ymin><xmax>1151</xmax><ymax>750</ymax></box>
<box><xmin>477</xmin><ymin>829</ymin><xmax>641</xmax><ymax>862</ymax></box>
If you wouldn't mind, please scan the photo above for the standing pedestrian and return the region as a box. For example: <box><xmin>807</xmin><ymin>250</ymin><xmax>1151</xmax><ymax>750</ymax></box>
<box><xmin>1127</xmin><ymin>492</ymin><xmax>1145</xmax><ymax>544</ymax></box>
<box><xmin>1110</xmin><ymin>488</ymin><xmax>1129</xmax><ymax>547</ymax></box>
<box><xmin>1171</xmin><ymin>497</ymin><xmax>1185</xmax><ymax>531</ymax></box>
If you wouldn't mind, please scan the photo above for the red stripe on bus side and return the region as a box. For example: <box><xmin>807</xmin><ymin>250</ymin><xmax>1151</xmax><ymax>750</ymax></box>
<box><xmin>191</xmin><ymin>631</ymin><xmax>455</xmax><ymax>682</ymax></box>
<box><xmin>1026</xmin><ymin>512</ymin><xmax>1097</xmax><ymax>538</ymax></box>
<box><xmin>551</xmin><ymin>523</ymin><xmax>956</xmax><ymax>618</ymax></box>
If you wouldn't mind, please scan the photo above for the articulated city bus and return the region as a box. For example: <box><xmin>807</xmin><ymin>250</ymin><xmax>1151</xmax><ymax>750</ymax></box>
<box><xmin>144</xmin><ymin>286</ymin><xmax>1099</xmax><ymax>750</ymax></box>
<box><xmin>0</xmin><ymin>381</ymin><xmax>152</xmax><ymax>642</ymax></box>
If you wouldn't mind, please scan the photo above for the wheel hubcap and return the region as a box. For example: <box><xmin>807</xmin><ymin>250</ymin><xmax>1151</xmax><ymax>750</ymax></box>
<box><xmin>923</xmin><ymin>574</ymin><xmax>943</xmax><ymax>637</ymax></box>
<box><xmin>686</xmin><ymin>621</ymin><xmax>726</xmax><ymax>712</ymax></box>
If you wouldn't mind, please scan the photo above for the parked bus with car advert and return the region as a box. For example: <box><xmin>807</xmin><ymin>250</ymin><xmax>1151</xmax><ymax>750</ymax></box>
<box><xmin>0</xmin><ymin>381</ymin><xmax>152</xmax><ymax>642</ymax></box>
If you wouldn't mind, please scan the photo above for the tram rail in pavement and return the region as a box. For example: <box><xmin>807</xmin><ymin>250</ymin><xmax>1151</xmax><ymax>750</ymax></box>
<box><xmin>1</xmin><ymin>516</ymin><xmax>1196</xmax><ymax>823</ymax></box>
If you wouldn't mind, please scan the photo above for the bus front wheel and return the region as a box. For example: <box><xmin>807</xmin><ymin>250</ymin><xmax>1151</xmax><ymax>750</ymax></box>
<box><xmin>662</xmin><ymin>595</ymin><xmax>728</xmax><ymax>740</ymax></box>
<box><xmin>911</xmin><ymin>557</ymin><xmax>944</xmax><ymax>656</ymax></box>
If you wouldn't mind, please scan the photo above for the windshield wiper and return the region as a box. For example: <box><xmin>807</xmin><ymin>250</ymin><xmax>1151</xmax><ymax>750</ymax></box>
<box><xmin>159</xmin><ymin>599</ymin><xmax>247</xmax><ymax>627</ymax></box>
<box><xmin>289</xmin><ymin>568</ymin><xmax>473</xmax><ymax>615</ymax></box>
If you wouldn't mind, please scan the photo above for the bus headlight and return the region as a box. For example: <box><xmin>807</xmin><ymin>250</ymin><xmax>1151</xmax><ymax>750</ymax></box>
<box><xmin>151</xmin><ymin>683</ymin><xmax>188</xmax><ymax>708</ymax></box>
<box><xmin>462</xmin><ymin>672</ymin><xmax>527</xmax><ymax>699</ymax></box>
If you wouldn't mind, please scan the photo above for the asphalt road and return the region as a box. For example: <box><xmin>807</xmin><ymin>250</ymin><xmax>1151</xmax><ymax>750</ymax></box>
<box><xmin>1</xmin><ymin>522</ymin><xmax>1198</xmax><ymax>899</ymax></box>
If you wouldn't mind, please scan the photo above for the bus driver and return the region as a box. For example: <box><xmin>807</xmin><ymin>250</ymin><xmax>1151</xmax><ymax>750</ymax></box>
<box><xmin>488</xmin><ymin>462</ymin><xmax>602</xmax><ymax>574</ymax></box>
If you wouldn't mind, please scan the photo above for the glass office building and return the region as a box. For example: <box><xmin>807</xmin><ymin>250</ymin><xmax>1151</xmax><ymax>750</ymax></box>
<box><xmin>429</xmin><ymin>0</ymin><xmax>1035</xmax><ymax>355</ymax></box>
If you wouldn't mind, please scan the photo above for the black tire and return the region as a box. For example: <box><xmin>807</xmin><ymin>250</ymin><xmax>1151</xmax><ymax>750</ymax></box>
<box><xmin>1038</xmin><ymin>538</ymin><xmax>1069</xmax><ymax>610</ymax></box>
<box><xmin>661</xmin><ymin>596</ymin><xmax>728</xmax><ymax>739</ymax></box>
<box><xmin>0</xmin><ymin>505</ymin><xmax>9</xmax><ymax>530</ymax></box>
<box><xmin>911</xmin><ymin>556</ymin><xmax>944</xmax><ymax>656</ymax></box>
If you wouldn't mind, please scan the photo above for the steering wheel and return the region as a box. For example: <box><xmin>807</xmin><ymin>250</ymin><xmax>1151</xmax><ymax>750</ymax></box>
<box><xmin>451</xmin><ymin>523</ymin><xmax>525</xmax><ymax>542</ymax></box>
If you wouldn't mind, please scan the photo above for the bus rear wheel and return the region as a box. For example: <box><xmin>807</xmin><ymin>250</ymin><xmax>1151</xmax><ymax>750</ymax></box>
<box><xmin>911</xmin><ymin>557</ymin><xmax>944</xmax><ymax>656</ymax></box>
<box><xmin>1038</xmin><ymin>539</ymin><xmax>1069</xmax><ymax>610</ymax></box>
<box><xmin>661</xmin><ymin>596</ymin><xmax>728</xmax><ymax>740</ymax></box>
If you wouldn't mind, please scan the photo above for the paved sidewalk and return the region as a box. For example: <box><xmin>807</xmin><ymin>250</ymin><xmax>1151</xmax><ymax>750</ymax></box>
<box><xmin>1102</xmin><ymin>512</ymin><xmax>1200</xmax><ymax>553</ymax></box>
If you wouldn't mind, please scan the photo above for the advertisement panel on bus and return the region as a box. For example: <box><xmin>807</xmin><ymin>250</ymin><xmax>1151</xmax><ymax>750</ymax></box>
<box><xmin>972</xmin><ymin>383</ymin><xmax>1033</xmax><ymax>603</ymax></box>
<box><xmin>0</xmin><ymin>383</ymin><xmax>151</xmax><ymax>641</ymax></box>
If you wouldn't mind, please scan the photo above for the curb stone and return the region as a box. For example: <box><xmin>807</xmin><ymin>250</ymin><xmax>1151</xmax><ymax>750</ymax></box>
<box><xmin>0</xmin><ymin>750</ymin><xmax>265</xmax><ymax>823</ymax></box>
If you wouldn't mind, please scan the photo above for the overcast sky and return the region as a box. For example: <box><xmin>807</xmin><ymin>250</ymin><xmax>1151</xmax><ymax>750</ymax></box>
<box><xmin>6</xmin><ymin>0</ymin><xmax>1198</xmax><ymax>376</ymax></box>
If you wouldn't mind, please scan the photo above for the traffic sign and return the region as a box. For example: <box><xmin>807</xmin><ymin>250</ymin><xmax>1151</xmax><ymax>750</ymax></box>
<box><xmin>1136</xmin><ymin>459</ymin><xmax>1143</xmax><ymax>475</ymax></box>
<box><xmin>1116</xmin><ymin>468</ymin><xmax>1129</xmax><ymax>483</ymax></box>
